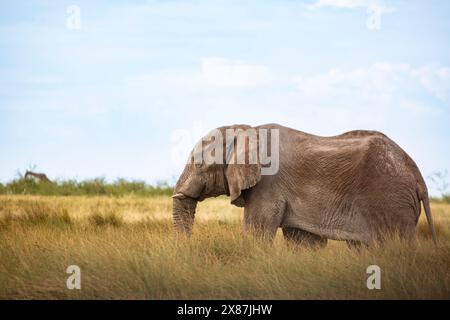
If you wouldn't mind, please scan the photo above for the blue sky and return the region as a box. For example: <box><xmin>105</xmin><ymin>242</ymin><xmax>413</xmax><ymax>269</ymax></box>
<box><xmin>0</xmin><ymin>0</ymin><xmax>449</xmax><ymax>194</ymax></box>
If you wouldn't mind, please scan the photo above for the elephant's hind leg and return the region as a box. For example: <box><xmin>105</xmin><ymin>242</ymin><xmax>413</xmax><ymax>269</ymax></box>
<box><xmin>282</xmin><ymin>227</ymin><xmax>327</xmax><ymax>248</ymax></box>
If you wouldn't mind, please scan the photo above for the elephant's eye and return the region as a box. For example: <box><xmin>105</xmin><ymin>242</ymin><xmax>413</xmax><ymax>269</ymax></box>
<box><xmin>195</xmin><ymin>163</ymin><xmax>203</xmax><ymax>168</ymax></box>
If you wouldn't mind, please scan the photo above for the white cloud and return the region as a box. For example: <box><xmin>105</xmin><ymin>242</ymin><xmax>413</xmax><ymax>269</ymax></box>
<box><xmin>411</xmin><ymin>66</ymin><xmax>450</xmax><ymax>101</ymax></box>
<box><xmin>309</xmin><ymin>0</ymin><xmax>372</xmax><ymax>9</ymax></box>
<box><xmin>309</xmin><ymin>0</ymin><xmax>393</xmax><ymax>11</ymax></box>
<box><xmin>201</xmin><ymin>57</ymin><xmax>270</xmax><ymax>88</ymax></box>
<box><xmin>123</xmin><ymin>57</ymin><xmax>272</xmax><ymax>96</ymax></box>
<box><xmin>294</xmin><ymin>63</ymin><xmax>450</xmax><ymax>103</ymax></box>
<box><xmin>308</xmin><ymin>0</ymin><xmax>395</xmax><ymax>30</ymax></box>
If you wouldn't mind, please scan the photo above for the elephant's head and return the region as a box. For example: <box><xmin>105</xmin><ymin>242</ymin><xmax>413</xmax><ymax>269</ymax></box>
<box><xmin>172</xmin><ymin>124</ymin><xmax>262</xmax><ymax>235</ymax></box>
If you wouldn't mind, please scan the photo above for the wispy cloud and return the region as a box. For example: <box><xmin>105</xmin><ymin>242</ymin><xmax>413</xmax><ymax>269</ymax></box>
<box><xmin>294</xmin><ymin>63</ymin><xmax>450</xmax><ymax>102</ymax></box>
<box><xmin>201</xmin><ymin>57</ymin><xmax>270</xmax><ymax>88</ymax></box>
<box><xmin>308</xmin><ymin>0</ymin><xmax>396</xmax><ymax>30</ymax></box>
<box><xmin>309</xmin><ymin>0</ymin><xmax>372</xmax><ymax>9</ymax></box>
<box><xmin>308</xmin><ymin>0</ymin><xmax>394</xmax><ymax>11</ymax></box>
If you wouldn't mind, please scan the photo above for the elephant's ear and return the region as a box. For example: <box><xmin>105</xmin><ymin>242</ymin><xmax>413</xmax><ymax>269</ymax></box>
<box><xmin>225</xmin><ymin>125</ymin><xmax>261</xmax><ymax>207</ymax></box>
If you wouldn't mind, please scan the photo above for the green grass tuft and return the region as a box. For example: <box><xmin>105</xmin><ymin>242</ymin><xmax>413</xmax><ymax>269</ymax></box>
<box><xmin>0</xmin><ymin>177</ymin><xmax>173</xmax><ymax>197</ymax></box>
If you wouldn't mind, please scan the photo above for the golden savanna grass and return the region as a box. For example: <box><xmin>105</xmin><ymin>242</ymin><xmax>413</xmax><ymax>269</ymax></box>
<box><xmin>0</xmin><ymin>195</ymin><xmax>449</xmax><ymax>299</ymax></box>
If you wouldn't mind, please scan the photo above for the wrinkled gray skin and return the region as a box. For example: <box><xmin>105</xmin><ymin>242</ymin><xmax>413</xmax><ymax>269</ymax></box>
<box><xmin>173</xmin><ymin>124</ymin><xmax>437</xmax><ymax>246</ymax></box>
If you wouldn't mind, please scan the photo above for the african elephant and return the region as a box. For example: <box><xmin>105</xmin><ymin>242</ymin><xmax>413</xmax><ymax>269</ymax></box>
<box><xmin>172</xmin><ymin>123</ymin><xmax>437</xmax><ymax>246</ymax></box>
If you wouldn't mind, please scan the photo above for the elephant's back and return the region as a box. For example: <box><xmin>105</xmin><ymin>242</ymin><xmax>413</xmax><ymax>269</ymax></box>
<box><xmin>333</xmin><ymin>129</ymin><xmax>388</xmax><ymax>139</ymax></box>
<box><xmin>284</xmin><ymin>131</ymin><xmax>422</xmax><ymax>238</ymax></box>
<box><xmin>256</xmin><ymin>124</ymin><xmax>425</xmax><ymax>196</ymax></box>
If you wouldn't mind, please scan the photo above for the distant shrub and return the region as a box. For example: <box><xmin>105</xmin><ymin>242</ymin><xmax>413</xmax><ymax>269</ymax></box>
<box><xmin>442</xmin><ymin>194</ymin><xmax>450</xmax><ymax>204</ymax></box>
<box><xmin>89</xmin><ymin>212</ymin><xmax>123</xmax><ymax>227</ymax></box>
<box><xmin>430</xmin><ymin>194</ymin><xmax>450</xmax><ymax>204</ymax></box>
<box><xmin>428</xmin><ymin>171</ymin><xmax>450</xmax><ymax>204</ymax></box>
<box><xmin>0</xmin><ymin>177</ymin><xmax>173</xmax><ymax>197</ymax></box>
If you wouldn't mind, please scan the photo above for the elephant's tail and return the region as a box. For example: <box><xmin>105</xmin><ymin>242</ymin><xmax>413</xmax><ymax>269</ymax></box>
<box><xmin>421</xmin><ymin>190</ymin><xmax>438</xmax><ymax>246</ymax></box>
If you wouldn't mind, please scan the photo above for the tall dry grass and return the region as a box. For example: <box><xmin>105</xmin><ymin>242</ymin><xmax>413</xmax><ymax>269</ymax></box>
<box><xmin>0</xmin><ymin>195</ymin><xmax>449</xmax><ymax>299</ymax></box>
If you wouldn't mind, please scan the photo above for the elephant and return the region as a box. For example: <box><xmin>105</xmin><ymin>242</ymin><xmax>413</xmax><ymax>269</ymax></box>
<box><xmin>172</xmin><ymin>123</ymin><xmax>437</xmax><ymax>247</ymax></box>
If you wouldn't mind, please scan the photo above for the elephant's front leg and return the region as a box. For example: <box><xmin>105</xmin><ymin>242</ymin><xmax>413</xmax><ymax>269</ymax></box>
<box><xmin>283</xmin><ymin>227</ymin><xmax>328</xmax><ymax>248</ymax></box>
<box><xmin>243</xmin><ymin>196</ymin><xmax>286</xmax><ymax>242</ymax></box>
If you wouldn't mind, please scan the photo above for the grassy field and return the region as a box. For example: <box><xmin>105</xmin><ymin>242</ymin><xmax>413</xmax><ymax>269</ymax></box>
<box><xmin>0</xmin><ymin>195</ymin><xmax>449</xmax><ymax>299</ymax></box>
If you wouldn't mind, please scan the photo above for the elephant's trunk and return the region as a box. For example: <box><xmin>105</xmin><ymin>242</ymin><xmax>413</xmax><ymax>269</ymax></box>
<box><xmin>172</xmin><ymin>197</ymin><xmax>198</xmax><ymax>236</ymax></box>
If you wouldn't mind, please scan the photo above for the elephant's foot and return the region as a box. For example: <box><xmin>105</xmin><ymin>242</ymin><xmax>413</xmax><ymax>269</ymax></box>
<box><xmin>282</xmin><ymin>227</ymin><xmax>327</xmax><ymax>248</ymax></box>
